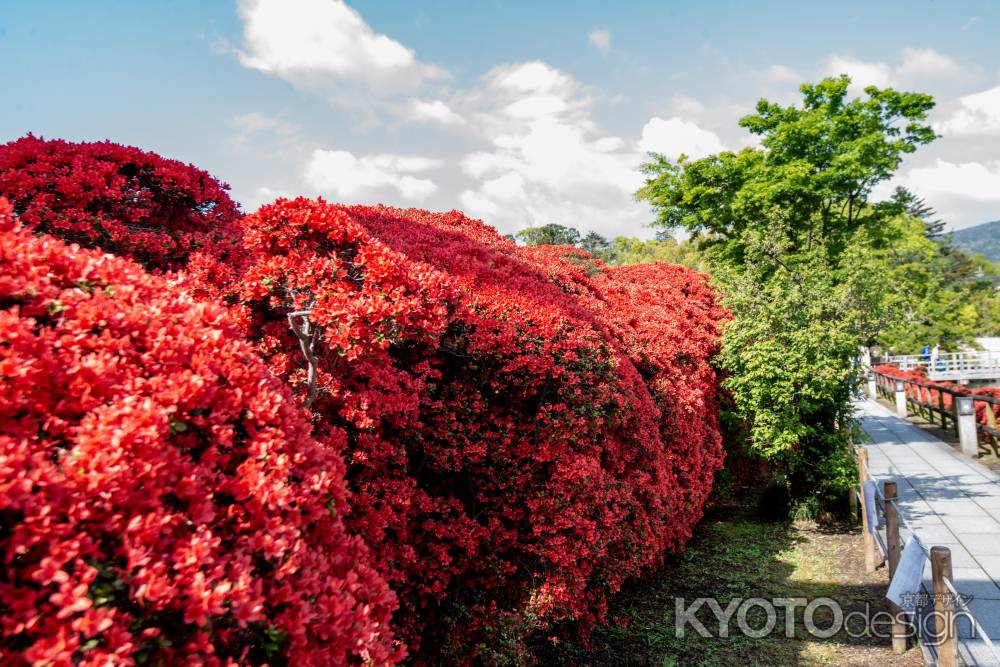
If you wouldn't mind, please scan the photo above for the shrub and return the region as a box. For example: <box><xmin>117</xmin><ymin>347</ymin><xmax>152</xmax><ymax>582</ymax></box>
<box><xmin>0</xmin><ymin>199</ymin><xmax>399</xmax><ymax>666</ymax></box>
<box><xmin>203</xmin><ymin>197</ymin><xmax>727</xmax><ymax>660</ymax></box>
<box><xmin>874</xmin><ymin>364</ymin><xmax>1000</xmax><ymax>433</ymax></box>
<box><xmin>0</xmin><ymin>136</ymin><xmax>241</xmax><ymax>273</ymax></box>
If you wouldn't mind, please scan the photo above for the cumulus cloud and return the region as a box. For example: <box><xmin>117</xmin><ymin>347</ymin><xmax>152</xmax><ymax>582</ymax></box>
<box><xmin>304</xmin><ymin>149</ymin><xmax>441</xmax><ymax>201</ymax></box>
<box><xmin>889</xmin><ymin>157</ymin><xmax>1000</xmax><ymax>229</ymax></box>
<box><xmin>936</xmin><ymin>85</ymin><xmax>1000</xmax><ymax>136</ymax></box>
<box><xmin>450</xmin><ymin>61</ymin><xmax>729</xmax><ymax>237</ymax></box>
<box><xmin>589</xmin><ymin>28</ymin><xmax>611</xmax><ymax>53</ymax></box>
<box><xmin>823</xmin><ymin>54</ymin><xmax>893</xmax><ymax>90</ymax></box>
<box><xmin>895</xmin><ymin>47</ymin><xmax>965</xmax><ymax>81</ymax></box>
<box><xmin>899</xmin><ymin>159</ymin><xmax>1000</xmax><ymax>201</ymax></box>
<box><xmin>231</xmin><ymin>3</ymin><xmax>730</xmax><ymax>236</ymax></box>
<box><xmin>450</xmin><ymin>62</ymin><xmax>642</xmax><ymax>235</ymax></box>
<box><xmin>756</xmin><ymin>64</ymin><xmax>802</xmax><ymax>85</ymax></box>
<box><xmin>236</xmin><ymin>0</ymin><xmax>447</xmax><ymax>93</ymax></box>
<box><xmin>823</xmin><ymin>48</ymin><xmax>968</xmax><ymax>93</ymax></box>
<box><xmin>408</xmin><ymin>99</ymin><xmax>466</xmax><ymax>126</ymax></box>
<box><xmin>637</xmin><ymin>117</ymin><xmax>726</xmax><ymax>161</ymax></box>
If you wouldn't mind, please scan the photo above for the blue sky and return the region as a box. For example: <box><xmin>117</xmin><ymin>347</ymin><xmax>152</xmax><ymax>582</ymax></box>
<box><xmin>2</xmin><ymin>1</ymin><xmax>1000</xmax><ymax>236</ymax></box>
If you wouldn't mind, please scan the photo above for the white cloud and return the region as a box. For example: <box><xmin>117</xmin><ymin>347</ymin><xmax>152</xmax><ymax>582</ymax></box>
<box><xmin>304</xmin><ymin>149</ymin><xmax>440</xmax><ymax>201</ymax></box>
<box><xmin>452</xmin><ymin>61</ymin><xmax>658</xmax><ymax>236</ymax></box>
<box><xmin>232</xmin><ymin>111</ymin><xmax>284</xmax><ymax>133</ymax></box>
<box><xmin>228</xmin><ymin>112</ymin><xmax>300</xmax><ymax>152</ymax></box>
<box><xmin>937</xmin><ymin>85</ymin><xmax>1000</xmax><ymax>136</ymax></box>
<box><xmin>756</xmin><ymin>64</ymin><xmax>802</xmax><ymax>86</ymax></box>
<box><xmin>889</xmin><ymin>158</ymin><xmax>1000</xmax><ymax>229</ymax></box>
<box><xmin>488</xmin><ymin>60</ymin><xmax>579</xmax><ymax>96</ymax></box>
<box><xmin>589</xmin><ymin>28</ymin><xmax>611</xmax><ymax>53</ymax></box>
<box><xmin>896</xmin><ymin>47</ymin><xmax>964</xmax><ymax>81</ymax></box>
<box><xmin>824</xmin><ymin>54</ymin><xmax>893</xmax><ymax>90</ymax></box>
<box><xmin>408</xmin><ymin>98</ymin><xmax>466</xmax><ymax>125</ymax></box>
<box><xmin>899</xmin><ymin>159</ymin><xmax>1000</xmax><ymax>201</ymax></box>
<box><xmin>823</xmin><ymin>48</ymin><xmax>968</xmax><ymax>93</ymax></box>
<box><xmin>236</xmin><ymin>0</ymin><xmax>447</xmax><ymax>93</ymax></box>
<box><xmin>964</xmin><ymin>16</ymin><xmax>982</xmax><ymax>30</ymax></box>
<box><xmin>637</xmin><ymin>117</ymin><xmax>726</xmax><ymax>161</ymax></box>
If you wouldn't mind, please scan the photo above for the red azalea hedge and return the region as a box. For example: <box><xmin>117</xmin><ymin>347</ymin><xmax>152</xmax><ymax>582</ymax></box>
<box><xmin>0</xmin><ymin>136</ymin><xmax>242</xmax><ymax>273</ymax></box>
<box><xmin>0</xmin><ymin>198</ymin><xmax>399</xmax><ymax>666</ymax></box>
<box><xmin>196</xmin><ymin>198</ymin><xmax>727</xmax><ymax>660</ymax></box>
<box><xmin>0</xmin><ymin>137</ymin><xmax>729</xmax><ymax>663</ymax></box>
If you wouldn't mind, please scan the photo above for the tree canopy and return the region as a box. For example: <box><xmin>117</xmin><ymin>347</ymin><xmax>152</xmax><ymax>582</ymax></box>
<box><xmin>638</xmin><ymin>76</ymin><xmax>942</xmax><ymax>512</ymax></box>
<box><xmin>514</xmin><ymin>222</ymin><xmax>581</xmax><ymax>247</ymax></box>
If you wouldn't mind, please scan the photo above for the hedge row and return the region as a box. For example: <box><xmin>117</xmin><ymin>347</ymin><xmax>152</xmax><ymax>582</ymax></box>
<box><xmin>0</xmin><ymin>137</ymin><xmax>728</xmax><ymax>664</ymax></box>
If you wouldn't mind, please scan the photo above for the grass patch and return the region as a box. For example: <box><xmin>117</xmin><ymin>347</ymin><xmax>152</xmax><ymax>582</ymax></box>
<box><xmin>532</xmin><ymin>507</ymin><xmax>925</xmax><ymax>667</ymax></box>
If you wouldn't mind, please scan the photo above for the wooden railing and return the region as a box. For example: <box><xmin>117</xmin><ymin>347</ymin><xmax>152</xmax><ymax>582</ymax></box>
<box><xmin>885</xmin><ymin>351</ymin><xmax>1000</xmax><ymax>381</ymax></box>
<box><xmin>855</xmin><ymin>450</ymin><xmax>1000</xmax><ymax>665</ymax></box>
<box><xmin>871</xmin><ymin>369</ymin><xmax>1000</xmax><ymax>457</ymax></box>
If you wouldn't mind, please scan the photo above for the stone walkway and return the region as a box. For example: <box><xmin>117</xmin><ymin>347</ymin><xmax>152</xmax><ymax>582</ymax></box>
<box><xmin>859</xmin><ymin>397</ymin><xmax>1000</xmax><ymax>666</ymax></box>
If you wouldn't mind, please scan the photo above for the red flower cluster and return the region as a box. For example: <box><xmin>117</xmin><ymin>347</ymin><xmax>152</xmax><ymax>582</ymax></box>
<box><xmin>874</xmin><ymin>364</ymin><xmax>1000</xmax><ymax>431</ymax></box>
<box><xmin>204</xmin><ymin>198</ymin><xmax>728</xmax><ymax>660</ymax></box>
<box><xmin>0</xmin><ymin>136</ymin><xmax>241</xmax><ymax>273</ymax></box>
<box><xmin>0</xmin><ymin>199</ymin><xmax>399</xmax><ymax>666</ymax></box>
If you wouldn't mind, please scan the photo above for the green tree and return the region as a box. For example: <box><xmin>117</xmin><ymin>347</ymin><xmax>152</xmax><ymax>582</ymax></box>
<box><xmin>579</xmin><ymin>231</ymin><xmax>610</xmax><ymax>255</ymax></box>
<box><xmin>638</xmin><ymin>76</ymin><xmax>938</xmax><ymax>512</ymax></box>
<box><xmin>515</xmin><ymin>223</ymin><xmax>581</xmax><ymax>247</ymax></box>
<box><xmin>600</xmin><ymin>235</ymin><xmax>705</xmax><ymax>270</ymax></box>
<box><xmin>849</xmin><ymin>214</ymin><xmax>987</xmax><ymax>353</ymax></box>
<box><xmin>891</xmin><ymin>186</ymin><xmax>946</xmax><ymax>239</ymax></box>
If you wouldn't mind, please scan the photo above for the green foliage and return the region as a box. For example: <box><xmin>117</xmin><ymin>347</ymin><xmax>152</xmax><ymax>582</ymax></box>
<box><xmin>638</xmin><ymin>75</ymin><xmax>940</xmax><ymax>510</ymax></box>
<box><xmin>579</xmin><ymin>230</ymin><xmax>610</xmax><ymax>255</ymax></box>
<box><xmin>599</xmin><ymin>235</ymin><xmax>705</xmax><ymax>269</ymax></box>
<box><xmin>974</xmin><ymin>287</ymin><xmax>1000</xmax><ymax>336</ymax></box>
<box><xmin>638</xmin><ymin>76</ymin><xmax>936</xmax><ymax>258</ymax></box>
<box><xmin>512</xmin><ymin>223</ymin><xmax>708</xmax><ymax>270</ymax></box>
<box><xmin>715</xmin><ymin>254</ymin><xmax>858</xmax><ymax>460</ymax></box>
<box><xmin>892</xmin><ymin>186</ymin><xmax>945</xmax><ymax>239</ymax></box>
<box><xmin>515</xmin><ymin>223</ymin><xmax>581</xmax><ymax>247</ymax></box>
<box><xmin>843</xmin><ymin>213</ymin><xmax>990</xmax><ymax>352</ymax></box>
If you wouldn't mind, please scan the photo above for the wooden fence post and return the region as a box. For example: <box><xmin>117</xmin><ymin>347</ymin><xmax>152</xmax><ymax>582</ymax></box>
<box><xmin>884</xmin><ymin>481</ymin><xmax>907</xmax><ymax>653</ymax></box>
<box><xmin>849</xmin><ymin>477</ymin><xmax>858</xmax><ymax>519</ymax></box>
<box><xmin>858</xmin><ymin>448</ymin><xmax>878</xmax><ymax>572</ymax></box>
<box><xmin>986</xmin><ymin>402</ymin><xmax>999</xmax><ymax>454</ymax></box>
<box><xmin>931</xmin><ymin>546</ymin><xmax>957</xmax><ymax>667</ymax></box>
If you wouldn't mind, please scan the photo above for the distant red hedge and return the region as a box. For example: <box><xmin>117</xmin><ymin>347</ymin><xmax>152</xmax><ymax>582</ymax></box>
<box><xmin>0</xmin><ymin>198</ymin><xmax>399</xmax><ymax>666</ymax></box>
<box><xmin>0</xmin><ymin>136</ymin><xmax>241</xmax><ymax>273</ymax></box>
<box><xmin>874</xmin><ymin>364</ymin><xmax>1000</xmax><ymax>431</ymax></box>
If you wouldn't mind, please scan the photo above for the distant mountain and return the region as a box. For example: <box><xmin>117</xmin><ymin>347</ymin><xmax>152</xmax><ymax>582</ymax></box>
<box><xmin>950</xmin><ymin>220</ymin><xmax>1000</xmax><ymax>263</ymax></box>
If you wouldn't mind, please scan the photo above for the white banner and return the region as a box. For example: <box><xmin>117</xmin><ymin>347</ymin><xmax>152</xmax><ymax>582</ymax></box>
<box><xmin>886</xmin><ymin>536</ymin><xmax>928</xmax><ymax>613</ymax></box>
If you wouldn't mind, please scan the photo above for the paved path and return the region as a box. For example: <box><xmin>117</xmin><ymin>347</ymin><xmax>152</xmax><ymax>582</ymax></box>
<box><xmin>859</xmin><ymin>398</ymin><xmax>1000</xmax><ymax>666</ymax></box>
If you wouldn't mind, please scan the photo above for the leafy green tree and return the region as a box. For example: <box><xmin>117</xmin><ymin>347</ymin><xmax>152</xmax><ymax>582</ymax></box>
<box><xmin>515</xmin><ymin>223</ymin><xmax>581</xmax><ymax>247</ymax></box>
<box><xmin>849</xmin><ymin>215</ymin><xmax>988</xmax><ymax>353</ymax></box>
<box><xmin>638</xmin><ymin>76</ymin><xmax>938</xmax><ymax>512</ymax></box>
<box><xmin>600</xmin><ymin>235</ymin><xmax>705</xmax><ymax>270</ymax></box>
<box><xmin>579</xmin><ymin>231</ymin><xmax>610</xmax><ymax>255</ymax></box>
<box><xmin>892</xmin><ymin>186</ymin><xmax>946</xmax><ymax>239</ymax></box>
